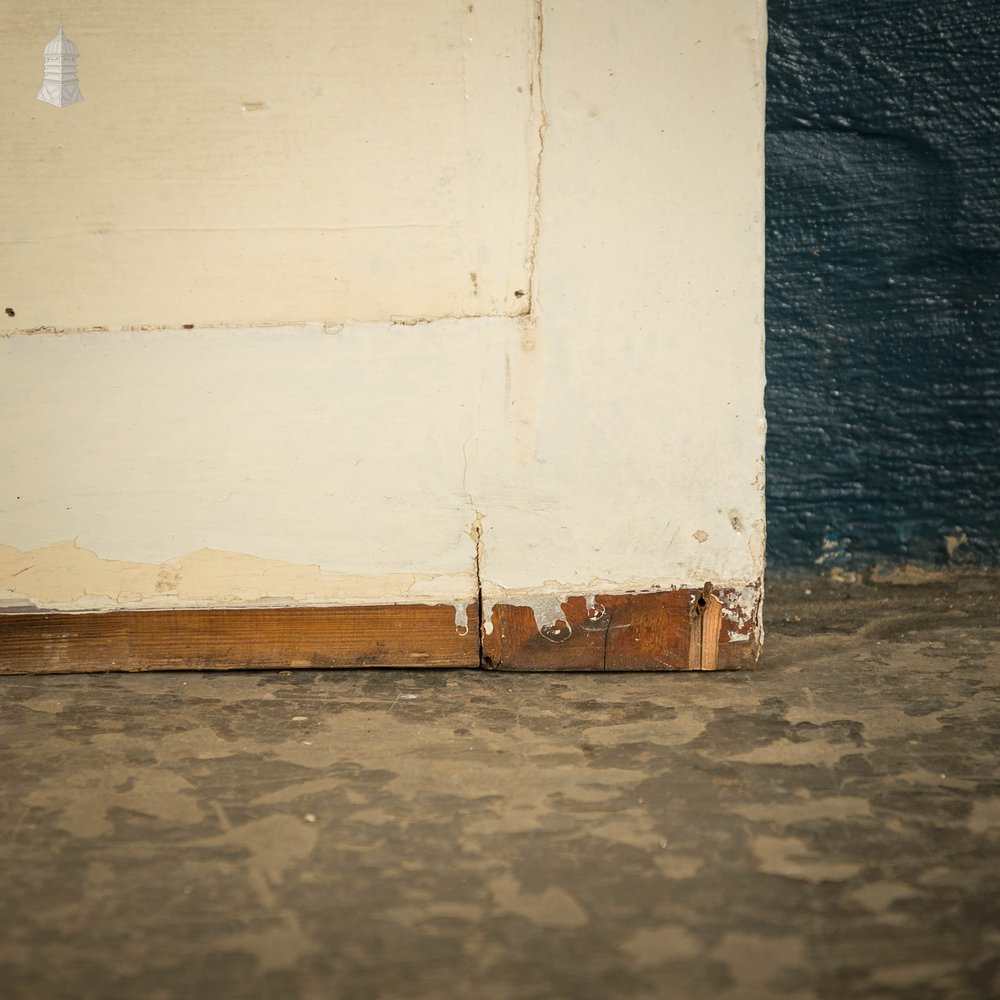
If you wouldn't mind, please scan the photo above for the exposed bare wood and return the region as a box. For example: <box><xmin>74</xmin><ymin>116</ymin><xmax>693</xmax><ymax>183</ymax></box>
<box><xmin>482</xmin><ymin>587</ymin><xmax>759</xmax><ymax>672</ymax></box>
<box><xmin>0</xmin><ymin>605</ymin><xmax>478</xmax><ymax>675</ymax></box>
<box><xmin>687</xmin><ymin>584</ymin><xmax>724</xmax><ymax>670</ymax></box>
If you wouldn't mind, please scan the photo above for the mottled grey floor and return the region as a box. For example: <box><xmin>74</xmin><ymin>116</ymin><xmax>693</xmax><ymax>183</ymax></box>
<box><xmin>1</xmin><ymin>576</ymin><xmax>998</xmax><ymax>1000</ymax></box>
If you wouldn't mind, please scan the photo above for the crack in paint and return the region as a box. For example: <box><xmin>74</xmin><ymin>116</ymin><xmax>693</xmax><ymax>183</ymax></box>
<box><xmin>2</xmin><ymin>312</ymin><xmax>529</xmax><ymax>339</ymax></box>
<box><xmin>524</xmin><ymin>0</ymin><xmax>548</xmax><ymax>311</ymax></box>
<box><xmin>470</xmin><ymin>512</ymin><xmax>485</xmax><ymax>661</ymax></box>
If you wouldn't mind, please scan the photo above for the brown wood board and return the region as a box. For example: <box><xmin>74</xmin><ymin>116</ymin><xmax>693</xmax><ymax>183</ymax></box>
<box><xmin>0</xmin><ymin>604</ymin><xmax>479</xmax><ymax>675</ymax></box>
<box><xmin>481</xmin><ymin>587</ymin><xmax>760</xmax><ymax>671</ymax></box>
<box><xmin>0</xmin><ymin>586</ymin><xmax>760</xmax><ymax>674</ymax></box>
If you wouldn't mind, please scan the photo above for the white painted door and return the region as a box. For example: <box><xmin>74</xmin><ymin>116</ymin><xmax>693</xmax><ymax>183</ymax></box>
<box><xmin>1</xmin><ymin>1</ymin><xmax>766</xmax><ymax>665</ymax></box>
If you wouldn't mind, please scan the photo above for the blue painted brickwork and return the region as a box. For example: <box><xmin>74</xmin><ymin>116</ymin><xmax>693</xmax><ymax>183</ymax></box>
<box><xmin>766</xmin><ymin>0</ymin><xmax>1000</xmax><ymax>570</ymax></box>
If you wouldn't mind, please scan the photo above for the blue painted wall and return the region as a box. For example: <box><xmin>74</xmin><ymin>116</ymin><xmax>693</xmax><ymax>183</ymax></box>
<box><xmin>766</xmin><ymin>0</ymin><xmax>1000</xmax><ymax>571</ymax></box>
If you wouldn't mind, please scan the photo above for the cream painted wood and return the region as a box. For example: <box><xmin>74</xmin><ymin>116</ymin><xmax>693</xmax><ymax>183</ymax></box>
<box><xmin>477</xmin><ymin>0</ymin><xmax>767</xmax><ymax>630</ymax></box>
<box><xmin>0</xmin><ymin>1</ymin><xmax>766</xmax><ymax>643</ymax></box>
<box><xmin>1</xmin><ymin>0</ymin><xmax>536</xmax><ymax>329</ymax></box>
<box><xmin>0</xmin><ymin>320</ymin><xmax>517</xmax><ymax>626</ymax></box>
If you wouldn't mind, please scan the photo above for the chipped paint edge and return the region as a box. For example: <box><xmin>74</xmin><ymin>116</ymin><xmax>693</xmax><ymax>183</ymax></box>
<box><xmin>480</xmin><ymin>578</ymin><xmax>762</xmax><ymax>642</ymax></box>
<box><xmin>0</xmin><ymin>541</ymin><xmax>477</xmax><ymax>631</ymax></box>
<box><xmin>480</xmin><ymin>582</ymin><xmax>763</xmax><ymax>671</ymax></box>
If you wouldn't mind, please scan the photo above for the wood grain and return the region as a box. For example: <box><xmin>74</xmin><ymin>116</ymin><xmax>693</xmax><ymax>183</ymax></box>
<box><xmin>482</xmin><ymin>586</ymin><xmax>760</xmax><ymax>671</ymax></box>
<box><xmin>687</xmin><ymin>584</ymin><xmax>724</xmax><ymax>670</ymax></box>
<box><xmin>0</xmin><ymin>587</ymin><xmax>760</xmax><ymax>674</ymax></box>
<box><xmin>0</xmin><ymin>604</ymin><xmax>478</xmax><ymax>675</ymax></box>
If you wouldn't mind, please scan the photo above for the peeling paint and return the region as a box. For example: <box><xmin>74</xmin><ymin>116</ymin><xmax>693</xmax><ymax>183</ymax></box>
<box><xmin>480</xmin><ymin>578</ymin><xmax>761</xmax><ymax>643</ymax></box>
<box><xmin>0</xmin><ymin>542</ymin><xmax>475</xmax><ymax>626</ymax></box>
<box><xmin>481</xmin><ymin>583</ymin><xmax>760</xmax><ymax>670</ymax></box>
<box><xmin>0</xmin><ymin>319</ymin><xmax>514</xmax><ymax>623</ymax></box>
<box><xmin>524</xmin><ymin>594</ymin><xmax>571</xmax><ymax>637</ymax></box>
<box><xmin>453</xmin><ymin>601</ymin><xmax>470</xmax><ymax>635</ymax></box>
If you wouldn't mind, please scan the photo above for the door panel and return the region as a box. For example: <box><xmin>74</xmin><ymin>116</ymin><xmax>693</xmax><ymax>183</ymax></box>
<box><xmin>0</xmin><ymin>0</ymin><xmax>766</xmax><ymax>672</ymax></box>
<box><xmin>0</xmin><ymin>0</ymin><xmax>537</xmax><ymax>328</ymax></box>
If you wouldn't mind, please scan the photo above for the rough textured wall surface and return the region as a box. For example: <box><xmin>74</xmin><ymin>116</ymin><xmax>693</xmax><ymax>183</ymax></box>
<box><xmin>766</xmin><ymin>0</ymin><xmax>1000</xmax><ymax>571</ymax></box>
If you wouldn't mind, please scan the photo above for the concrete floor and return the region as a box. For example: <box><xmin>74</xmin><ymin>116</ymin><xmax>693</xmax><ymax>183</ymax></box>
<box><xmin>1</xmin><ymin>576</ymin><xmax>998</xmax><ymax>1000</ymax></box>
